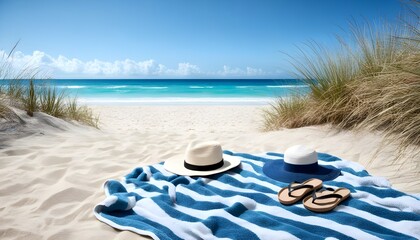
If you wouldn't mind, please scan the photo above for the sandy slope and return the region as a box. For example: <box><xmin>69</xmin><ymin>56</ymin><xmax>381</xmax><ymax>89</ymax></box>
<box><xmin>0</xmin><ymin>105</ymin><xmax>418</xmax><ymax>239</ymax></box>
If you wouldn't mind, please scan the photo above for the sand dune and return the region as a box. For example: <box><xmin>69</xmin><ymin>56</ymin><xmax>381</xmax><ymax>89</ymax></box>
<box><xmin>0</xmin><ymin>105</ymin><xmax>418</xmax><ymax>239</ymax></box>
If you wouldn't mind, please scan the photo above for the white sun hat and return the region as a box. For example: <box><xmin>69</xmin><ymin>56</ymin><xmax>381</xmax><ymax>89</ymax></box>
<box><xmin>164</xmin><ymin>141</ymin><xmax>241</xmax><ymax>176</ymax></box>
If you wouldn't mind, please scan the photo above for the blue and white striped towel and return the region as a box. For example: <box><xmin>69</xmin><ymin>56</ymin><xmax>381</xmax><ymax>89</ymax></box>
<box><xmin>94</xmin><ymin>151</ymin><xmax>420</xmax><ymax>240</ymax></box>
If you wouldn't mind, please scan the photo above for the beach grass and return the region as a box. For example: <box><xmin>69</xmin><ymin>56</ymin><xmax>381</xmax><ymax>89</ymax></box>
<box><xmin>66</xmin><ymin>97</ymin><xmax>99</xmax><ymax>127</ymax></box>
<box><xmin>0</xmin><ymin>46</ymin><xmax>99</xmax><ymax>128</ymax></box>
<box><xmin>263</xmin><ymin>13</ymin><xmax>419</xmax><ymax>151</ymax></box>
<box><xmin>38</xmin><ymin>85</ymin><xmax>66</xmax><ymax>117</ymax></box>
<box><xmin>23</xmin><ymin>79</ymin><xmax>37</xmax><ymax>116</ymax></box>
<box><xmin>0</xmin><ymin>100</ymin><xmax>13</xmax><ymax>120</ymax></box>
<box><xmin>263</xmin><ymin>95</ymin><xmax>308</xmax><ymax>130</ymax></box>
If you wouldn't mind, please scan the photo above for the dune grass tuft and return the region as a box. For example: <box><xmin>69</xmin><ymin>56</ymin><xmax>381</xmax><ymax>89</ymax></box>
<box><xmin>23</xmin><ymin>79</ymin><xmax>37</xmax><ymax>116</ymax></box>
<box><xmin>263</xmin><ymin>96</ymin><xmax>308</xmax><ymax>130</ymax></box>
<box><xmin>0</xmin><ymin>46</ymin><xmax>99</xmax><ymax>128</ymax></box>
<box><xmin>263</xmin><ymin>15</ymin><xmax>419</xmax><ymax>152</ymax></box>
<box><xmin>38</xmin><ymin>84</ymin><xmax>66</xmax><ymax>118</ymax></box>
<box><xmin>0</xmin><ymin>100</ymin><xmax>12</xmax><ymax>120</ymax></box>
<box><xmin>66</xmin><ymin>97</ymin><xmax>99</xmax><ymax>127</ymax></box>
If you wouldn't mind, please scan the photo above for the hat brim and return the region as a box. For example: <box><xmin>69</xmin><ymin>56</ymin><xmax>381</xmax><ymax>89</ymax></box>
<box><xmin>263</xmin><ymin>159</ymin><xmax>341</xmax><ymax>183</ymax></box>
<box><xmin>164</xmin><ymin>154</ymin><xmax>241</xmax><ymax>176</ymax></box>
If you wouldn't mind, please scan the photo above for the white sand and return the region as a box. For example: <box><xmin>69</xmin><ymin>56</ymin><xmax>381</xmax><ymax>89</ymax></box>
<box><xmin>0</xmin><ymin>105</ymin><xmax>418</xmax><ymax>239</ymax></box>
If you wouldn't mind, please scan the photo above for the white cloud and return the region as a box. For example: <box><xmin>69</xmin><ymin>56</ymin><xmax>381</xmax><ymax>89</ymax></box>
<box><xmin>219</xmin><ymin>65</ymin><xmax>265</xmax><ymax>76</ymax></box>
<box><xmin>169</xmin><ymin>63</ymin><xmax>200</xmax><ymax>76</ymax></box>
<box><xmin>54</xmin><ymin>55</ymin><xmax>83</xmax><ymax>72</ymax></box>
<box><xmin>0</xmin><ymin>50</ymin><xmax>269</xmax><ymax>78</ymax></box>
<box><xmin>246</xmin><ymin>67</ymin><xmax>264</xmax><ymax>76</ymax></box>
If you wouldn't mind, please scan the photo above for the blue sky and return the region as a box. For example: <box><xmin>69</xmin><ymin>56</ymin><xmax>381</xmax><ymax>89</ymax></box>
<box><xmin>0</xmin><ymin>0</ymin><xmax>404</xmax><ymax>78</ymax></box>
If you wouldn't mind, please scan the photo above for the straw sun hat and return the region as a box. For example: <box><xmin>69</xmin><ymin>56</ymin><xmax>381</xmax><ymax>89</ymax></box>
<box><xmin>164</xmin><ymin>141</ymin><xmax>241</xmax><ymax>176</ymax></box>
<box><xmin>263</xmin><ymin>145</ymin><xmax>341</xmax><ymax>183</ymax></box>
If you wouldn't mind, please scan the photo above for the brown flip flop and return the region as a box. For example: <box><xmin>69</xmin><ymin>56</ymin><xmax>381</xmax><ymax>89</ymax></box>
<box><xmin>303</xmin><ymin>187</ymin><xmax>351</xmax><ymax>212</ymax></box>
<box><xmin>278</xmin><ymin>178</ymin><xmax>323</xmax><ymax>205</ymax></box>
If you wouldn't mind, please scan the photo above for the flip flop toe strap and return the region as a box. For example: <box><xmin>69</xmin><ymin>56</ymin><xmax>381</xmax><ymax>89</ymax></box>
<box><xmin>287</xmin><ymin>182</ymin><xmax>314</xmax><ymax>197</ymax></box>
<box><xmin>311</xmin><ymin>191</ymin><xmax>343</xmax><ymax>205</ymax></box>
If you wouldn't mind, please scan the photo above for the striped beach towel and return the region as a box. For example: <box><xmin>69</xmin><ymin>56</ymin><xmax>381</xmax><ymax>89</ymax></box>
<box><xmin>94</xmin><ymin>151</ymin><xmax>420</xmax><ymax>239</ymax></box>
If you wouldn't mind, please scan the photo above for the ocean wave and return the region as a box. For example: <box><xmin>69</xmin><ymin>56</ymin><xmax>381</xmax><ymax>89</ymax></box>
<box><xmin>189</xmin><ymin>86</ymin><xmax>214</xmax><ymax>89</ymax></box>
<box><xmin>136</xmin><ymin>86</ymin><xmax>168</xmax><ymax>89</ymax></box>
<box><xmin>266</xmin><ymin>85</ymin><xmax>308</xmax><ymax>88</ymax></box>
<box><xmin>236</xmin><ymin>86</ymin><xmax>252</xmax><ymax>89</ymax></box>
<box><xmin>104</xmin><ymin>85</ymin><xmax>127</xmax><ymax>89</ymax></box>
<box><xmin>63</xmin><ymin>85</ymin><xmax>86</xmax><ymax>89</ymax></box>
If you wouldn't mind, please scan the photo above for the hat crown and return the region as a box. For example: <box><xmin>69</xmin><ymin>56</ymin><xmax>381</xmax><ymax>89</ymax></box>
<box><xmin>185</xmin><ymin>141</ymin><xmax>223</xmax><ymax>166</ymax></box>
<box><xmin>284</xmin><ymin>145</ymin><xmax>317</xmax><ymax>165</ymax></box>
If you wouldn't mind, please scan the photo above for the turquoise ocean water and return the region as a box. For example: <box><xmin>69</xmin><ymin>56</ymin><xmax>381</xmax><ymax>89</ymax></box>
<box><xmin>44</xmin><ymin>79</ymin><xmax>308</xmax><ymax>105</ymax></box>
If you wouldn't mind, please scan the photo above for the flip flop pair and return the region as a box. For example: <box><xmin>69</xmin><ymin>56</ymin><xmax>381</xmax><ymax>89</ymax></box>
<box><xmin>303</xmin><ymin>187</ymin><xmax>351</xmax><ymax>213</ymax></box>
<box><xmin>278</xmin><ymin>178</ymin><xmax>350</xmax><ymax>213</ymax></box>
